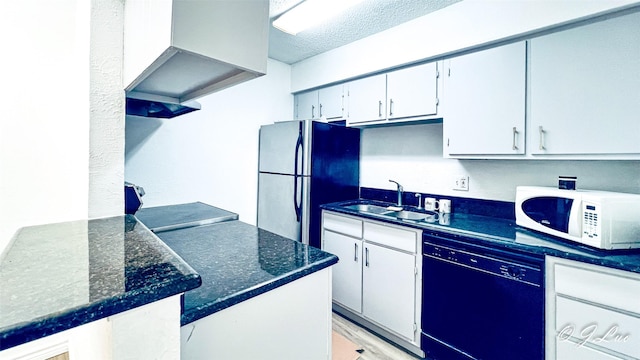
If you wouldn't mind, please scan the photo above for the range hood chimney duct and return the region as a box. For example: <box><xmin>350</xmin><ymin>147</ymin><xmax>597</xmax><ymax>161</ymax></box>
<box><xmin>124</xmin><ymin>0</ymin><xmax>268</xmax><ymax>119</ymax></box>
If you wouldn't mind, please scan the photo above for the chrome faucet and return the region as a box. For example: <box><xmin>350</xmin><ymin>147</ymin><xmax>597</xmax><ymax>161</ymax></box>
<box><xmin>389</xmin><ymin>179</ymin><xmax>403</xmax><ymax>206</ymax></box>
<box><xmin>415</xmin><ymin>193</ymin><xmax>422</xmax><ymax>209</ymax></box>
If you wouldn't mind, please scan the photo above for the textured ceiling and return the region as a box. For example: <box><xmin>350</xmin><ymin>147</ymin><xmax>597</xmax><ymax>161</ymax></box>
<box><xmin>268</xmin><ymin>0</ymin><xmax>462</xmax><ymax>64</ymax></box>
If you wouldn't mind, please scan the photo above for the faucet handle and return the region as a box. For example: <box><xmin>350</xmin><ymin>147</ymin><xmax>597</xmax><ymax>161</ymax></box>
<box><xmin>415</xmin><ymin>193</ymin><xmax>422</xmax><ymax>209</ymax></box>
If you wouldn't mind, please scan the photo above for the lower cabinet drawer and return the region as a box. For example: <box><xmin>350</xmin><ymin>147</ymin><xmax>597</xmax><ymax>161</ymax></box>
<box><xmin>556</xmin><ymin>339</ymin><xmax>623</xmax><ymax>360</ymax></box>
<box><xmin>555</xmin><ymin>296</ymin><xmax>640</xmax><ymax>359</ymax></box>
<box><xmin>323</xmin><ymin>212</ymin><xmax>362</xmax><ymax>238</ymax></box>
<box><xmin>554</xmin><ymin>263</ymin><xmax>640</xmax><ymax>313</ymax></box>
<box><xmin>363</xmin><ymin>222</ymin><xmax>417</xmax><ymax>252</ymax></box>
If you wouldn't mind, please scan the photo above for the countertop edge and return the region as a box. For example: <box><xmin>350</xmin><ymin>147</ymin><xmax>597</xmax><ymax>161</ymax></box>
<box><xmin>0</xmin><ymin>273</ymin><xmax>201</xmax><ymax>351</ymax></box>
<box><xmin>0</xmin><ymin>215</ymin><xmax>204</xmax><ymax>352</ymax></box>
<box><xmin>180</xmin><ymin>255</ymin><xmax>338</xmax><ymax>326</ymax></box>
<box><xmin>321</xmin><ymin>201</ymin><xmax>640</xmax><ymax>274</ymax></box>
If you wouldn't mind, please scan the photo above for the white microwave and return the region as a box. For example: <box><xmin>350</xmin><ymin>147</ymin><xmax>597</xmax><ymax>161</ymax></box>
<box><xmin>515</xmin><ymin>186</ymin><xmax>640</xmax><ymax>250</ymax></box>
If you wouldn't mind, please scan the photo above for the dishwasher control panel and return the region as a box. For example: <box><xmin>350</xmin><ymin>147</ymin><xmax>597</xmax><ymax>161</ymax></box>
<box><xmin>423</xmin><ymin>242</ymin><xmax>542</xmax><ymax>286</ymax></box>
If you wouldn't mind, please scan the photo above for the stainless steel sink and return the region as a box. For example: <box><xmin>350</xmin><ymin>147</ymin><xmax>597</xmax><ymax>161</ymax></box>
<box><xmin>342</xmin><ymin>203</ymin><xmax>435</xmax><ymax>221</ymax></box>
<box><xmin>391</xmin><ymin>210</ymin><xmax>430</xmax><ymax>221</ymax></box>
<box><xmin>343</xmin><ymin>204</ymin><xmax>395</xmax><ymax>215</ymax></box>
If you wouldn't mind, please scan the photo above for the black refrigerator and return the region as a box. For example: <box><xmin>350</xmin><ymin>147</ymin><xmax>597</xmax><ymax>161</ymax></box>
<box><xmin>257</xmin><ymin>120</ymin><xmax>360</xmax><ymax>248</ymax></box>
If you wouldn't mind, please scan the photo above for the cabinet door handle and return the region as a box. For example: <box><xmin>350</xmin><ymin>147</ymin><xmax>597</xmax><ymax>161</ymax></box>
<box><xmin>539</xmin><ymin>126</ymin><xmax>546</xmax><ymax>150</ymax></box>
<box><xmin>365</xmin><ymin>247</ymin><xmax>370</xmax><ymax>267</ymax></box>
<box><xmin>354</xmin><ymin>243</ymin><xmax>358</xmax><ymax>262</ymax></box>
<box><xmin>512</xmin><ymin>127</ymin><xmax>519</xmax><ymax>150</ymax></box>
<box><xmin>311</xmin><ymin>105</ymin><xmax>315</xmax><ymax>118</ymax></box>
<box><xmin>319</xmin><ymin>103</ymin><xmax>323</xmax><ymax>118</ymax></box>
<box><xmin>378</xmin><ymin>101</ymin><xmax>382</xmax><ymax>117</ymax></box>
<box><xmin>389</xmin><ymin>99</ymin><xmax>394</xmax><ymax>116</ymax></box>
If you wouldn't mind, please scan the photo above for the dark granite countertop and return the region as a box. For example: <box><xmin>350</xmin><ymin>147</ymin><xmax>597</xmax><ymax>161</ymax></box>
<box><xmin>154</xmin><ymin>220</ymin><xmax>338</xmax><ymax>326</ymax></box>
<box><xmin>0</xmin><ymin>215</ymin><xmax>201</xmax><ymax>351</ymax></box>
<box><xmin>322</xmin><ymin>200</ymin><xmax>640</xmax><ymax>273</ymax></box>
<box><xmin>134</xmin><ymin>202</ymin><xmax>238</xmax><ymax>233</ymax></box>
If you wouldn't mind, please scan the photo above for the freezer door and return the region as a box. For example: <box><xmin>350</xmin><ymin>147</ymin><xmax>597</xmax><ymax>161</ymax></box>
<box><xmin>258</xmin><ymin>120</ymin><xmax>304</xmax><ymax>175</ymax></box>
<box><xmin>257</xmin><ymin>172</ymin><xmax>303</xmax><ymax>242</ymax></box>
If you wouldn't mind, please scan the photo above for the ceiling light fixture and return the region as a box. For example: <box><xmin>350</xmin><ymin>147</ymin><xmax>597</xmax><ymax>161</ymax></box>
<box><xmin>273</xmin><ymin>0</ymin><xmax>366</xmax><ymax>35</ymax></box>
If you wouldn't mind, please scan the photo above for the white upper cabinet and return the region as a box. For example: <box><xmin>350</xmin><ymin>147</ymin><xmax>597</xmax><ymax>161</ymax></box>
<box><xmin>294</xmin><ymin>91</ymin><xmax>319</xmax><ymax>120</ymax></box>
<box><xmin>444</xmin><ymin>42</ymin><xmax>527</xmax><ymax>156</ymax></box>
<box><xmin>346</xmin><ymin>62</ymin><xmax>441</xmax><ymax>126</ymax></box>
<box><xmin>387</xmin><ymin>62</ymin><xmax>439</xmax><ymax>121</ymax></box>
<box><xmin>346</xmin><ymin>74</ymin><xmax>387</xmax><ymax>125</ymax></box>
<box><xmin>529</xmin><ymin>12</ymin><xmax>640</xmax><ymax>156</ymax></box>
<box><xmin>294</xmin><ymin>84</ymin><xmax>345</xmax><ymax>120</ymax></box>
<box><xmin>319</xmin><ymin>84</ymin><xmax>346</xmax><ymax>120</ymax></box>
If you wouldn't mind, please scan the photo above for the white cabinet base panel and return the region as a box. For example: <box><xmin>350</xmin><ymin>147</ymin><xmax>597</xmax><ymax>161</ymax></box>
<box><xmin>180</xmin><ymin>268</ymin><xmax>333</xmax><ymax>360</ymax></box>
<box><xmin>0</xmin><ymin>295</ymin><xmax>181</xmax><ymax>360</ymax></box>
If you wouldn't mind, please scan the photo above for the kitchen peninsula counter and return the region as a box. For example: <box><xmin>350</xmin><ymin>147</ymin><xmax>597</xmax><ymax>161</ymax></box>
<box><xmin>153</xmin><ymin>220</ymin><xmax>338</xmax><ymax>325</ymax></box>
<box><xmin>144</xmin><ymin>216</ymin><xmax>337</xmax><ymax>359</ymax></box>
<box><xmin>0</xmin><ymin>215</ymin><xmax>201</xmax><ymax>352</ymax></box>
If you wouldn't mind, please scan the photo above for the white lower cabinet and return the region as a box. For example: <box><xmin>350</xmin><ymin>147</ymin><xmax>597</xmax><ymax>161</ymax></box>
<box><xmin>323</xmin><ymin>230</ymin><xmax>363</xmax><ymax>313</ymax></box>
<box><xmin>546</xmin><ymin>256</ymin><xmax>640</xmax><ymax>360</ymax></box>
<box><xmin>362</xmin><ymin>242</ymin><xmax>416</xmax><ymax>340</ymax></box>
<box><xmin>321</xmin><ymin>210</ymin><xmax>422</xmax><ymax>356</ymax></box>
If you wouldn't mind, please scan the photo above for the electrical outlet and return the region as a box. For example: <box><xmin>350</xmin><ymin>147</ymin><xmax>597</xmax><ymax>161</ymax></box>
<box><xmin>453</xmin><ymin>176</ymin><xmax>469</xmax><ymax>191</ymax></box>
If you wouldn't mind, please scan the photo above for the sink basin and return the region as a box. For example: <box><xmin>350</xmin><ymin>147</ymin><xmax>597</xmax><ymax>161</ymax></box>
<box><xmin>391</xmin><ymin>210</ymin><xmax>430</xmax><ymax>221</ymax></box>
<box><xmin>342</xmin><ymin>203</ymin><xmax>435</xmax><ymax>222</ymax></box>
<box><xmin>343</xmin><ymin>204</ymin><xmax>394</xmax><ymax>215</ymax></box>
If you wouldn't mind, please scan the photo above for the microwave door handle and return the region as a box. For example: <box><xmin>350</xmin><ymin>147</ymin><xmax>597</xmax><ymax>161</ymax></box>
<box><xmin>568</xmin><ymin>199</ymin><xmax>582</xmax><ymax>237</ymax></box>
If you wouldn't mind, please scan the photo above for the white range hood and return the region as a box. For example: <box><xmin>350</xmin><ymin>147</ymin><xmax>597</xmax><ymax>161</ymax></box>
<box><xmin>124</xmin><ymin>0</ymin><xmax>269</xmax><ymax>116</ymax></box>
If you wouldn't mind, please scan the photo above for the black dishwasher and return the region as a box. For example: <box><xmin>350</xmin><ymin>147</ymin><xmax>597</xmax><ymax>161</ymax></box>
<box><xmin>421</xmin><ymin>231</ymin><xmax>544</xmax><ymax>360</ymax></box>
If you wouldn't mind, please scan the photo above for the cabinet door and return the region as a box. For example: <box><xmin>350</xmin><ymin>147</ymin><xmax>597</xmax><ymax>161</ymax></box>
<box><xmin>387</xmin><ymin>62</ymin><xmax>438</xmax><ymax>121</ymax></box>
<box><xmin>530</xmin><ymin>12</ymin><xmax>640</xmax><ymax>155</ymax></box>
<box><xmin>323</xmin><ymin>230</ymin><xmax>363</xmax><ymax>313</ymax></box>
<box><xmin>346</xmin><ymin>74</ymin><xmax>386</xmax><ymax>125</ymax></box>
<box><xmin>295</xmin><ymin>91</ymin><xmax>319</xmax><ymax>120</ymax></box>
<box><xmin>362</xmin><ymin>242</ymin><xmax>416</xmax><ymax>340</ymax></box>
<box><xmin>318</xmin><ymin>84</ymin><xmax>344</xmax><ymax>120</ymax></box>
<box><xmin>445</xmin><ymin>41</ymin><xmax>526</xmax><ymax>155</ymax></box>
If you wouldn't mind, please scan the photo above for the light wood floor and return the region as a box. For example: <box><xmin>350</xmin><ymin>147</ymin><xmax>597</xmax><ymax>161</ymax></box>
<box><xmin>332</xmin><ymin>312</ymin><xmax>422</xmax><ymax>360</ymax></box>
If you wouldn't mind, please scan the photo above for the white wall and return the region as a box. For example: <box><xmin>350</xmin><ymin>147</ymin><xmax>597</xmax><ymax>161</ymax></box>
<box><xmin>0</xmin><ymin>0</ymin><xmax>124</xmax><ymax>255</ymax></box>
<box><xmin>291</xmin><ymin>0</ymin><xmax>640</xmax><ymax>92</ymax></box>
<box><xmin>89</xmin><ymin>0</ymin><xmax>126</xmax><ymax>219</ymax></box>
<box><xmin>290</xmin><ymin>0</ymin><xmax>640</xmax><ymax>203</ymax></box>
<box><xmin>361</xmin><ymin>124</ymin><xmax>640</xmax><ymax>202</ymax></box>
<box><xmin>125</xmin><ymin>59</ymin><xmax>293</xmax><ymax>224</ymax></box>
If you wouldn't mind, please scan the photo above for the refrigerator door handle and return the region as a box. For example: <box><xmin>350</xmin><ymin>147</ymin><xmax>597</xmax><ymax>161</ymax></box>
<box><xmin>293</xmin><ymin>123</ymin><xmax>303</xmax><ymax>222</ymax></box>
